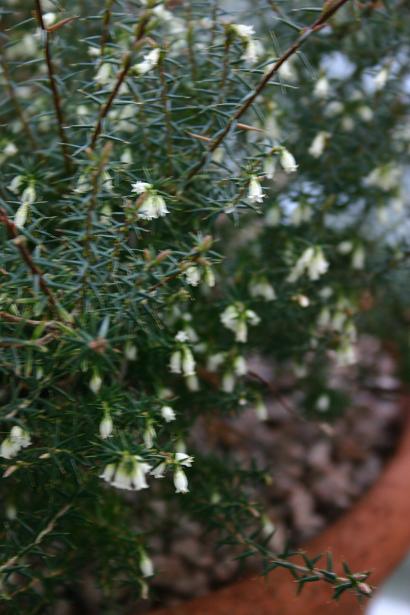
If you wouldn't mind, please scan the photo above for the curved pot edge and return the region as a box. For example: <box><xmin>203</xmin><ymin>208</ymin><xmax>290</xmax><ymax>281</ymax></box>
<box><xmin>149</xmin><ymin>395</ymin><xmax>410</xmax><ymax>615</ymax></box>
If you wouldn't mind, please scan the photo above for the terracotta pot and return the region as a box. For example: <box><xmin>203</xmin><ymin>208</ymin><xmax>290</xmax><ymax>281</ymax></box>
<box><xmin>152</xmin><ymin>399</ymin><xmax>410</xmax><ymax>615</ymax></box>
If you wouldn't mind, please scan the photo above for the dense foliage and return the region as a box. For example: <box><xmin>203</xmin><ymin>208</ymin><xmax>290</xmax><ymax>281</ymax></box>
<box><xmin>0</xmin><ymin>0</ymin><xmax>409</xmax><ymax>611</ymax></box>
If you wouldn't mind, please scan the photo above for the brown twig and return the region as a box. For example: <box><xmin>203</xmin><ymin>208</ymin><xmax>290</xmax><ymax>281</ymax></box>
<box><xmin>158</xmin><ymin>52</ymin><xmax>174</xmax><ymax>175</ymax></box>
<box><xmin>89</xmin><ymin>14</ymin><xmax>150</xmax><ymax>150</ymax></box>
<box><xmin>0</xmin><ymin>312</ymin><xmax>60</xmax><ymax>329</ymax></box>
<box><xmin>100</xmin><ymin>0</ymin><xmax>115</xmax><ymax>58</ymax></box>
<box><xmin>34</xmin><ymin>0</ymin><xmax>71</xmax><ymax>173</ymax></box>
<box><xmin>184</xmin><ymin>0</ymin><xmax>351</xmax><ymax>184</ymax></box>
<box><xmin>0</xmin><ymin>208</ymin><xmax>60</xmax><ymax>314</ymax></box>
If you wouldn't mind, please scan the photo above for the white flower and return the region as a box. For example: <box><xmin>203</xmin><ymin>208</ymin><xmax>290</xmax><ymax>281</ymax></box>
<box><xmin>357</xmin><ymin>105</ymin><xmax>373</xmax><ymax>122</ymax></box>
<box><xmin>22</xmin><ymin>184</ymin><xmax>36</xmax><ymax>205</ymax></box>
<box><xmin>265</xmin><ymin>207</ymin><xmax>281</xmax><ymax>227</ymax></box>
<box><xmin>95</xmin><ymin>62</ymin><xmax>113</xmax><ymax>85</ymax></box>
<box><xmin>249</xmin><ymin>279</ymin><xmax>276</xmax><ymax>301</ymax></box>
<box><xmin>255</xmin><ymin>398</ymin><xmax>268</xmax><ymax>421</ymax></box>
<box><xmin>174</xmin><ymin>467</ymin><xmax>189</xmax><ymax>494</ymax></box>
<box><xmin>280</xmin><ymin>149</ymin><xmax>298</xmax><ymax>173</ymax></box>
<box><xmin>220</xmin><ymin>304</ymin><xmax>260</xmax><ymax>343</ymax></box>
<box><xmin>207</xmin><ymin>352</ymin><xmax>225</xmax><ymax>372</ymax></box>
<box><xmin>316</xmin><ymin>394</ymin><xmax>330</xmax><ymax>412</ymax></box>
<box><xmin>124</xmin><ymin>341</ymin><xmax>137</xmax><ymax>361</ymax></box>
<box><xmin>231</xmin><ymin>24</ymin><xmax>255</xmax><ymax>39</ymax></box>
<box><xmin>203</xmin><ymin>265</ymin><xmax>215</xmax><ymax>288</ymax></box>
<box><xmin>352</xmin><ymin>246</ymin><xmax>365</xmax><ymax>270</ymax></box>
<box><xmin>185</xmin><ymin>374</ymin><xmax>199</xmax><ymax>391</ymax></box>
<box><xmin>338</xmin><ymin>240</ymin><xmax>353</xmax><ymax>254</ymax></box>
<box><xmin>140</xmin><ymin>552</ymin><xmax>154</xmax><ymax>578</ymax></box>
<box><xmin>74</xmin><ymin>174</ymin><xmax>91</xmax><ymax>193</ymax></box>
<box><xmin>101</xmin><ymin>455</ymin><xmax>151</xmax><ymax>491</ymax></box>
<box><xmin>0</xmin><ymin>426</ymin><xmax>31</xmax><ymax>459</ymax></box>
<box><xmin>99</xmin><ymin>414</ymin><xmax>113</xmax><ymax>439</ymax></box>
<box><xmin>184</xmin><ymin>265</ymin><xmax>201</xmax><ymax>286</ymax></box>
<box><xmin>364</xmin><ymin>165</ymin><xmax>400</xmax><ymax>191</ymax></box>
<box><xmin>151</xmin><ymin>461</ymin><xmax>166</xmax><ymax>479</ymax></box>
<box><xmin>169</xmin><ymin>350</ymin><xmax>182</xmax><ymax>374</ymax></box>
<box><xmin>121</xmin><ymin>148</ymin><xmax>133</xmax><ymax>165</ymax></box>
<box><xmin>374</xmin><ymin>66</ymin><xmax>389</xmax><ymax>91</ymax></box>
<box><xmin>137</xmin><ymin>191</ymin><xmax>169</xmax><ymax>220</ymax></box>
<box><xmin>287</xmin><ymin>247</ymin><xmax>329</xmax><ymax>283</ymax></box>
<box><xmin>143</xmin><ymin>424</ymin><xmax>156</xmax><ymax>449</ymax></box>
<box><xmin>161</xmin><ymin>405</ymin><xmax>176</xmax><ymax>422</ymax></box>
<box><xmin>233</xmin><ymin>356</ymin><xmax>247</xmax><ymax>376</ymax></box>
<box><xmin>308</xmin><ymin>132</ymin><xmax>330</xmax><ymax>158</ymax></box>
<box><xmin>8</xmin><ymin>175</ymin><xmax>24</xmax><ymax>194</ymax></box>
<box><xmin>263</xmin><ymin>156</ymin><xmax>277</xmax><ymax>180</ymax></box>
<box><xmin>89</xmin><ymin>372</ymin><xmax>102</xmax><ymax>394</ymax></box>
<box><xmin>4</xmin><ymin>142</ymin><xmax>17</xmax><ymax>156</ymax></box>
<box><xmin>134</xmin><ymin>48</ymin><xmax>161</xmax><ymax>75</ymax></box>
<box><xmin>222</xmin><ymin>372</ymin><xmax>235</xmax><ymax>393</ymax></box>
<box><xmin>182</xmin><ymin>347</ymin><xmax>196</xmax><ymax>377</ymax></box>
<box><xmin>247</xmin><ymin>175</ymin><xmax>265</xmax><ymax>204</ymax></box>
<box><xmin>14</xmin><ymin>202</ymin><xmax>29</xmax><ymax>229</ymax></box>
<box><xmin>43</xmin><ymin>12</ymin><xmax>56</xmax><ymax>27</ymax></box>
<box><xmin>132</xmin><ymin>181</ymin><xmax>152</xmax><ymax>195</ymax></box>
<box><xmin>175</xmin><ymin>452</ymin><xmax>194</xmax><ymax>467</ymax></box>
<box><xmin>241</xmin><ymin>38</ymin><xmax>259</xmax><ymax>64</ymax></box>
<box><xmin>175</xmin><ymin>330</ymin><xmax>189</xmax><ymax>343</ymax></box>
<box><xmin>314</xmin><ymin>76</ymin><xmax>330</xmax><ymax>99</ymax></box>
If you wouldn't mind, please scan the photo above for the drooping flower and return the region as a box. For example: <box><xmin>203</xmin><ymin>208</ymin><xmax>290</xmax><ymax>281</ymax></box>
<box><xmin>134</xmin><ymin>48</ymin><xmax>161</xmax><ymax>76</ymax></box>
<box><xmin>131</xmin><ymin>181</ymin><xmax>169</xmax><ymax>220</ymax></box>
<box><xmin>150</xmin><ymin>461</ymin><xmax>166</xmax><ymax>479</ymax></box>
<box><xmin>280</xmin><ymin>148</ymin><xmax>298</xmax><ymax>173</ymax></box>
<box><xmin>0</xmin><ymin>426</ymin><xmax>31</xmax><ymax>460</ymax></box>
<box><xmin>373</xmin><ymin>66</ymin><xmax>389</xmax><ymax>91</ymax></box>
<box><xmin>249</xmin><ymin>279</ymin><xmax>276</xmax><ymax>301</ymax></box>
<box><xmin>184</xmin><ymin>265</ymin><xmax>201</xmax><ymax>286</ymax></box>
<box><xmin>222</xmin><ymin>372</ymin><xmax>235</xmax><ymax>393</ymax></box>
<box><xmin>14</xmin><ymin>202</ymin><xmax>29</xmax><ymax>229</ymax></box>
<box><xmin>101</xmin><ymin>455</ymin><xmax>151</xmax><ymax>491</ymax></box>
<box><xmin>255</xmin><ymin>398</ymin><xmax>268</xmax><ymax>421</ymax></box>
<box><xmin>263</xmin><ymin>156</ymin><xmax>277</xmax><ymax>180</ymax></box>
<box><xmin>95</xmin><ymin>62</ymin><xmax>113</xmax><ymax>85</ymax></box>
<box><xmin>247</xmin><ymin>175</ymin><xmax>265</xmax><ymax>204</ymax></box>
<box><xmin>314</xmin><ymin>75</ymin><xmax>330</xmax><ymax>99</ymax></box>
<box><xmin>173</xmin><ymin>467</ymin><xmax>189</xmax><ymax>494</ymax></box>
<box><xmin>230</xmin><ymin>24</ymin><xmax>260</xmax><ymax>64</ymax></box>
<box><xmin>124</xmin><ymin>341</ymin><xmax>137</xmax><ymax>361</ymax></box>
<box><xmin>140</xmin><ymin>551</ymin><xmax>154</xmax><ymax>578</ymax></box>
<box><xmin>160</xmin><ymin>405</ymin><xmax>176</xmax><ymax>422</ymax></box>
<box><xmin>287</xmin><ymin>247</ymin><xmax>329</xmax><ymax>283</ymax></box>
<box><xmin>308</xmin><ymin>131</ymin><xmax>330</xmax><ymax>158</ymax></box>
<box><xmin>89</xmin><ymin>371</ymin><xmax>102</xmax><ymax>394</ymax></box>
<box><xmin>220</xmin><ymin>303</ymin><xmax>260</xmax><ymax>343</ymax></box>
<box><xmin>99</xmin><ymin>413</ymin><xmax>113</xmax><ymax>439</ymax></box>
<box><xmin>143</xmin><ymin>423</ymin><xmax>156</xmax><ymax>449</ymax></box>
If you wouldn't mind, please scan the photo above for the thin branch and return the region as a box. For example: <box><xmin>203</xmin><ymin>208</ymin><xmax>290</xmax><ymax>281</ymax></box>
<box><xmin>34</xmin><ymin>0</ymin><xmax>71</xmax><ymax>173</ymax></box>
<box><xmin>184</xmin><ymin>0</ymin><xmax>351</xmax><ymax>184</ymax></box>
<box><xmin>0</xmin><ymin>504</ymin><xmax>72</xmax><ymax>574</ymax></box>
<box><xmin>0</xmin><ymin>312</ymin><xmax>60</xmax><ymax>329</ymax></box>
<box><xmin>89</xmin><ymin>15</ymin><xmax>150</xmax><ymax>150</ymax></box>
<box><xmin>0</xmin><ymin>208</ymin><xmax>60</xmax><ymax>314</ymax></box>
<box><xmin>100</xmin><ymin>0</ymin><xmax>115</xmax><ymax>58</ymax></box>
<box><xmin>158</xmin><ymin>52</ymin><xmax>174</xmax><ymax>175</ymax></box>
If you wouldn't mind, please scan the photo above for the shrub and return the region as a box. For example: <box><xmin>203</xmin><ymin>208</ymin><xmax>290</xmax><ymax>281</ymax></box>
<box><xmin>0</xmin><ymin>0</ymin><xmax>408</xmax><ymax>610</ymax></box>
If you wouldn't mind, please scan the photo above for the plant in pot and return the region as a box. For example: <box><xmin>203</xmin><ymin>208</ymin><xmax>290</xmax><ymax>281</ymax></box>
<box><xmin>0</xmin><ymin>0</ymin><xmax>409</xmax><ymax>613</ymax></box>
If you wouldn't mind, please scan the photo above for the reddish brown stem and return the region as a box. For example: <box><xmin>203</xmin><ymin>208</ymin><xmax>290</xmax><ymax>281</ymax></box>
<box><xmin>90</xmin><ymin>15</ymin><xmax>150</xmax><ymax>150</ymax></box>
<box><xmin>34</xmin><ymin>0</ymin><xmax>71</xmax><ymax>173</ymax></box>
<box><xmin>184</xmin><ymin>0</ymin><xmax>351</xmax><ymax>184</ymax></box>
<box><xmin>0</xmin><ymin>208</ymin><xmax>60</xmax><ymax>312</ymax></box>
